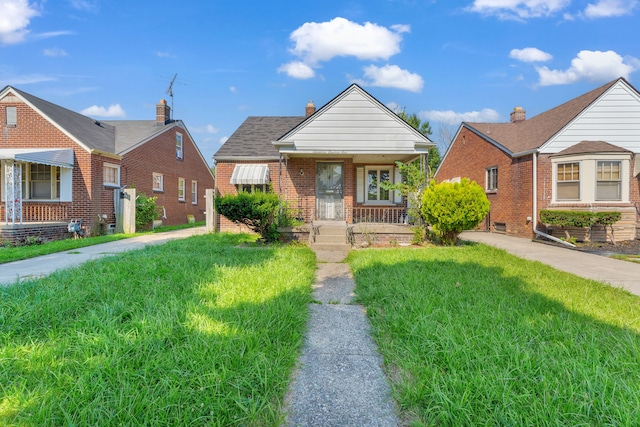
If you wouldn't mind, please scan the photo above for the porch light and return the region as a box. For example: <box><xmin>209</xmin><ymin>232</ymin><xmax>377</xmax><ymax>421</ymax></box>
<box><xmin>299</xmin><ymin>168</ymin><xmax>304</xmax><ymax>176</ymax></box>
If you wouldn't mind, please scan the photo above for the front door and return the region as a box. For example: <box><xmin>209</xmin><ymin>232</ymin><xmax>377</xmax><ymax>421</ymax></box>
<box><xmin>316</xmin><ymin>162</ymin><xmax>344</xmax><ymax>220</ymax></box>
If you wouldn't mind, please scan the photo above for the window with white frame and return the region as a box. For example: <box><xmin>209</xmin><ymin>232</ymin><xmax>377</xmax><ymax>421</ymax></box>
<box><xmin>486</xmin><ymin>166</ymin><xmax>498</xmax><ymax>191</ymax></box>
<box><xmin>191</xmin><ymin>180</ymin><xmax>197</xmax><ymax>204</ymax></box>
<box><xmin>366</xmin><ymin>167</ymin><xmax>392</xmax><ymax>203</ymax></box>
<box><xmin>178</xmin><ymin>177</ymin><xmax>185</xmax><ymax>201</ymax></box>
<box><xmin>103</xmin><ymin>163</ymin><xmax>120</xmax><ymax>187</ymax></box>
<box><xmin>6</xmin><ymin>106</ymin><xmax>17</xmax><ymax>127</ymax></box>
<box><xmin>152</xmin><ymin>172</ymin><xmax>164</xmax><ymax>192</ymax></box>
<box><xmin>556</xmin><ymin>162</ymin><xmax>580</xmax><ymax>200</ymax></box>
<box><xmin>176</xmin><ymin>132</ymin><xmax>183</xmax><ymax>159</ymax></box>
<box><xmin>596</xmin><ymin>161</ymin><xmax>621</xmax><ymax>201</ymax></box>
<box><xmin>1</xmin><ymin>163</ymin><xmax>72</xmax><ymax>201</ymax></box>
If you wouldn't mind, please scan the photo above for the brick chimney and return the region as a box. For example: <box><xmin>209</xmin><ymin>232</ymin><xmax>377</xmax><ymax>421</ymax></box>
<box><xmin>156</xmin><ymin>99</ymin><xmax>171</xmax><ymax>124</ymax></box>
<box><xmin>510</xmin><ymin>106</ymin><xmax>526</xmax><ymax>123</ymax></box>
<box><xmin>305</xmin><ymin>100</ymin><xmax>316</xmax><ymax>117</ymax></box>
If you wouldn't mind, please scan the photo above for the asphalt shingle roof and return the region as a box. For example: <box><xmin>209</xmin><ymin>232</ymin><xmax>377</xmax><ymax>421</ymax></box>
<box><xmin>213</xmin><ymin>116</ymin><xmax>306</xmax><ymax>160</ymax></box>
<box><xmin>101</xmin><ymin>120</ymin><xmax>175</xmax><ymax>154</ymax></box>
<box><xmin>552</xmin><ymin>140</ymin><xmax>632</xmax><ymax>156</ymax></box>
<box><xmin>11</xmin><ymin>86</ymin><xmax>117</xmax><ymax>153</ymax></box>
<box><xmin>464</xmin><ymin>79</ymin><xmax>619</xmax><ymax>155</ymax></box>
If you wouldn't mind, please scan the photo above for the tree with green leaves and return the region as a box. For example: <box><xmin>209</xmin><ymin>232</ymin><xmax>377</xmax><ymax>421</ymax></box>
<box><xmin>396</xmin><ymin>109</ymin><xmax>441</xmax><ymax>176</ymax></box>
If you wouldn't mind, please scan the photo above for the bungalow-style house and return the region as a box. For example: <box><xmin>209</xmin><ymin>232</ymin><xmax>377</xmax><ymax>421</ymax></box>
<box><xmin>435</xmin><ymin>77</ymin><xmax>640</xmax><ymax>242</ymax></box>
<box><xmin>0</xmin><ymin>86</ymin><xmax>215</xmax><ymax>243</ymax></box>
<box><xmin>213</xmin><ymin>84</ymin><xmax>434</xmax><ymax>241</ymax></box>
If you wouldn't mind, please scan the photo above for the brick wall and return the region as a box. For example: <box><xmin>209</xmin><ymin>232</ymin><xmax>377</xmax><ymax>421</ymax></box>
<box><xmin>120</xmin><ymin>125</ymin><xmax>215</xmax><ymax>226</ymax></box>
<box><xmin>435</xmin><ymin>127</ymin><xmax>535</xmax><ymax>238</ymax></box>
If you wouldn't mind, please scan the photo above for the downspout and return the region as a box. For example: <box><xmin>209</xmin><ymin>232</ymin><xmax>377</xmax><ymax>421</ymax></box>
<box><xmin>532</xmin><ymin>151</ymin><xmax>575</xmax><ymax>247</ymax></box>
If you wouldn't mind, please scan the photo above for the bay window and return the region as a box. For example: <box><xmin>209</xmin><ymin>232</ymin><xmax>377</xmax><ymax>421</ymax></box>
<box><xmin>596</xmin><ymin>161</ymin><xmax>621</xmax><ymax>201</ymax></box>
<box><xmin>556</xmin><ymin>162</ymin><xmax>580</xmax><ymax>200</ymax></box>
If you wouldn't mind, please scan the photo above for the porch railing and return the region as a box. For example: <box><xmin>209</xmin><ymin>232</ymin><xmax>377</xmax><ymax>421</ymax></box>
<box><xmin>1</xmin><ymin>203</ymin><xmax>70</xmax><ymax>223</ymax></box>
<box><xmin>348</xmin><ymin>206</ymin><xmax>408</xmax><ymax>224</ymax></box>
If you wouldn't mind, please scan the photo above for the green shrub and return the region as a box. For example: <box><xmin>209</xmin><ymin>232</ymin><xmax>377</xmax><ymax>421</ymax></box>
<box><xmin>136</xmin><ymin>193</ymin><xmax>160</xmax><ymax>230</ymax></box>
<box><xmin>540</xmin><ymin>210</ymin><xmax>622</xmax><ymax>244</ymax></box>
<box><xmin>215</xmin><ymin>192</ymin><xmax>282</xmax><ymax>242</ymax></box>
<box><xmin>421</xmin><ymin>178</ymin><xmax>490</xmax><ymax>246</ymax></box>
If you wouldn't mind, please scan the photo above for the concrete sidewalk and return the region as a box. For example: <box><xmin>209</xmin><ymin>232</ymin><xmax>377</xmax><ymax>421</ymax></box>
<box><xmin>0</xmin><ymin>227</ymin><xmax>209</xmax><ymax>286</ymax></box>
<box><xmin>284</xmin><ymin>253</ymin><xmax>398</xmax><ymax>426</ymax></box>
<box><xmin>460</xmin><ymin>231</ymin><xmax>640</xmax><ymax>296</ymax></box>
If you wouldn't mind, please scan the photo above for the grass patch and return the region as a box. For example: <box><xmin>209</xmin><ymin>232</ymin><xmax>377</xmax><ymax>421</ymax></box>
<box><xmin>0</xmin><ymin>222</ymin><xmax>206</xmax><ymax>265</ymax></box>
<box><xmin>348</xmin><ymin>243</ymin><xmax>640</xmax><ymax>426</ymax></box>
<box><xmin>0</xmin><ymin>233</ymin><xmax>316</xmax><ymax>426</ymax></box>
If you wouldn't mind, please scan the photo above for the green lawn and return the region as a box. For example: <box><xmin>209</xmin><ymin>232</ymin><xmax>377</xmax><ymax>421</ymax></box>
<box><xmin>348</xmin><ymin>243</ymin><xmax>640</xmax><ymax>426</ymax></box>
<box><xmin>0</xmin><ymin>233</ymin><xmax>316</xmax><ymax>426</ymax></box>
<box><xmin>0</xmin><ymin>222</ymin><xmax>205</xmax><ymax>265</ymax></box>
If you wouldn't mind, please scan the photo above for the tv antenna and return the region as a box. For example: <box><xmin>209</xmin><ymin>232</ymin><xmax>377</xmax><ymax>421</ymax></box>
<box><xmin>166</xmin><ymin>73</ymin><xmax>177</xmax><ymax>120</ymax></box>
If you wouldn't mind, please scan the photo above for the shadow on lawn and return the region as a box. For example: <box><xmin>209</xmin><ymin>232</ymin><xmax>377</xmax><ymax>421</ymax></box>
<box><xmin>349</xmin><ymin>249</ymin><xmax>640</xmax><ymax>425</ymax></box>
<box><xmin>0</xmin><ymin>232</ymin><xmax>315</xmax><ymax>426</ymax></box>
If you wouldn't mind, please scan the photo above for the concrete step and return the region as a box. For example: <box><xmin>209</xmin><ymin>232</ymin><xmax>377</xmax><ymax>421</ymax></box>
<box><xmin>314</xmin><ymin>233</ymin><xmax>347</xmax><ymax>244</ymax></box>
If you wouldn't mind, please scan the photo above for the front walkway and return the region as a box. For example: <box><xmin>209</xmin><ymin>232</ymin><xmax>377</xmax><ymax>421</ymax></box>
<box><xmin>284</xmin><ymin>253</ymin><xmax>398</xmax><ymax>426</ymax></box>
<box><xmin>461</xmin><ymin>231</ymin><xmax>640</xmax><ymax>296</ymax></box>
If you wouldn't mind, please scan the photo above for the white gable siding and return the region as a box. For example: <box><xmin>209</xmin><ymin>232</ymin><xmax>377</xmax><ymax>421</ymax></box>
<box><xmin>540</xmin><ymin>82</ymin><xmax>640</xmax><ymax>154</ymax></box>
<box><xmin>278</xmin><ymin>88</ymin><xmax>428</xmax><ymax>154</ymax></box>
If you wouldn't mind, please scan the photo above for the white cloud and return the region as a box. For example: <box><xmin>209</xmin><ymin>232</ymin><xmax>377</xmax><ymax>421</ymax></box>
<box><xmin>68</xmin><ymin>0</ymin><xmax>99</xmax><ymax>12</ymax></box>
<box><xmin>278</xmin><ymin>61</ymin><xmax>315</xmax><ymax>79</ymax></box>
<box><xmin>81</xmin><ymin>104</ymin><xmax>126</xmax><ymax>118</ymax></box>
<box><xmin>510</xmin><ymin>47</ymin><xmax>552</xmax><ymax>62</ymax></box>
<box><xmin>536</xmin><ymin>50</ymin><xmax>637</xmax><ymax>86</ymax></box>
<box><xmin>229</xmin><ymin>86</ymin><xmax>236</xmax><ymax>93</ymax></box>
<box><xmin>466</xmin><ymin>0</ymin><xmax>571</xmax><ymax>20</ymax></box>
<box><xmin>584</xmin><ymin>0</ymin><xmax>638</xmax><ymax>17</ymax></box>
<box><xmin>419</xmin><ymin>108</ymin><xmax>501</xmax><ymax>124</ymax></box>
<box><xmin>360</xmin><ymin>64</ymin><xmax>424</xmax><ymax>93</ymax></box>
<box><xmin>279</xmin><ymin>17</ymin><xmax>409</xmax><ymax>80</ymax></box>
<box><xmin>0</xmin><ymin>0</ymin><xmax>40</xmax><ymax>44</ymax></box>
<box><xmin>219</xmin><ymin>136</ymin><xmax>228</xmax><ymax>145</ymax></box>
<box><xmin>43</xmin><ymin>47</ymin><xmax>68</xmax><ymax>57</ymax></box>
<box><xmin>156</xmin><ymin>51</ymin><xmax>176</xmax><ymax>59</ymax></box>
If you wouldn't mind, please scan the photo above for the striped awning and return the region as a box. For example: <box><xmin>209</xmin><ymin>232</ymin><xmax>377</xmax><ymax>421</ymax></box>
<box><xmin>0</xmin><ymin>148</ymin><xmax>74</xmax><ymax>168</ymax></box>
<box><xmin>230</xmin><ymin>164</ymin><xmax>270</xmax><ymax>185</ymax></box>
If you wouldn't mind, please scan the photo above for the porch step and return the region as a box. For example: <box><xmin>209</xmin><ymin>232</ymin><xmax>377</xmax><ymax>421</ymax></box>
<box><xmin>312</xmin><ymin>222</ymin><xmax>348</xmax><ymax>245</ymax></box>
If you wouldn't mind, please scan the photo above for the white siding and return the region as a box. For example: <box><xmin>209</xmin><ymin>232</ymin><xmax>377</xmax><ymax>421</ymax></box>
<box><xmin>541</xmin><ymin>82</ymin><xmax>640</xmax><ymax>154</ymax></box>
<box><xmin>278</xmin><ymin>87</ymin><xmax>429</xmax><ymax>154</ymax></box>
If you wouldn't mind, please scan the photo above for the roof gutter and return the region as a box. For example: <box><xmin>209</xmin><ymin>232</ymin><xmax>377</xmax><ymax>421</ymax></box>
<box><xmin>90</xmin><ymin>149</ymin><xmax>122</xmax><ymax>160</ymax></box>
<box><xmin>532</xmin><ymin>151</ymin><xmax>575</xmax><ymax>248</ymax></box>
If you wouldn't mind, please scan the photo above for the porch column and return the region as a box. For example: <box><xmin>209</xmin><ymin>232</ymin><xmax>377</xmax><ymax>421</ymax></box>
<box><xmin>4</xmin><ymin>160</ymin><xmax>22</xmax><ymax>224</ymax></box>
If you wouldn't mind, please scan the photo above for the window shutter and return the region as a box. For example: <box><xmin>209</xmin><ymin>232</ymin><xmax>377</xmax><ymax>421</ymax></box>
<box><xmin>394</xmin><ymin>167</ymin><xmax>402</xmax><ymax>203</ymax></box>
<box><xmin>356</xmin><ymin>167</ymin><xmax>364</xmax><ymax>203</ymax></box>
<box><xmin>60</xmin><ymin>168</ymin><xmax>73</xmax><ymax>201</ymax></box>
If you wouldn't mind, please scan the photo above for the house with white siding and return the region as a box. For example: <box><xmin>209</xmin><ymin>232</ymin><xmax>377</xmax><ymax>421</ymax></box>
<box><xmin>213</xmin><ymin>84</ymin><xmax>434</xmax><ymax>238</ymax></box>
<box><xmin>435</xmin><ymin>77</ymin><xmax>640</xmax><ymax>242</ymax></box>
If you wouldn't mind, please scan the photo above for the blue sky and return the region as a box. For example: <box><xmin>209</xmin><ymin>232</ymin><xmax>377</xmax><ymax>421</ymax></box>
<box><xmin>1</xmin><ymin>0</ymin><xmax>639</xmax><ymax>164</ymax></box>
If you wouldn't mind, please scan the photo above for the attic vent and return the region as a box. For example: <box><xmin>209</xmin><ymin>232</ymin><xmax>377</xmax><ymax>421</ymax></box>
<box><xmin>6</xmin><ymin>106</ymin><xmax>17</xmax><ymax>127</ymax></box>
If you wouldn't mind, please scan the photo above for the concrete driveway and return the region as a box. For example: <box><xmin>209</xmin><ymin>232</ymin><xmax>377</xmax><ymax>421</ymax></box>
<box><xmin>460</xmin><ymin>231</ymin><xmax>640</xmax><ymax>297</ymax></box>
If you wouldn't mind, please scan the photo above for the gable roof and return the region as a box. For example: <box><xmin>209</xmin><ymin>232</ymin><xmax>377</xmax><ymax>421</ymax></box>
<box><xmin>5</xmin><ymin>86</ymin><xmax>117</xmax><ymax>154</ymax></box>
<box><xmin>463</xmin><ymin>78</ymin><xmax>621</xmax><ymax>156</ymax></box>
<box><xmin>275</xmin><ymin>84</ymin><xmax>433</xmax><ymax>156</ymax></box>
<box><xmin>551</xmin><ymin>140</ymin><xmax>632</xmax><ymax>157</ymax></box>
<box><xmin>101</xmin><ymin>119</ymin><xmax>179</xmax><ymax>154</ymax></box>
<box><xmin>213</xmin><ymin>116</ymin><xmax>306</xmax><ymax>161</ymax></box>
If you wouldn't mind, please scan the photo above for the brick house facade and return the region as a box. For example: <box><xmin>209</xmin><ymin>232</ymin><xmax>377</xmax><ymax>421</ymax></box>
<box><xmin>435</xmin><ymin>78</ymin><xmax>640</xmax><ymax>242</ymax></box>
<box><xmin>214</xmin><ymin>85</ymin><xmax>434</xmax><ymax>235</ymax></box>
<box><xmin>0</xmin><ymin>86</ymin><xmax>214</xmax><ymax>243</ymax></box>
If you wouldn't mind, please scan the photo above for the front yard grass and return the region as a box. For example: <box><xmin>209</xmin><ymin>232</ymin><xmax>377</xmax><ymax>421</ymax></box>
<box><xmin>348</xmin><ymin>243</ymin><xmax>640</xmax><ymax>426</ymax></box>
<box><xmin>0</xmin><ymin>233</ymin><xmax>316</xmax><ymax>426</ymax></box>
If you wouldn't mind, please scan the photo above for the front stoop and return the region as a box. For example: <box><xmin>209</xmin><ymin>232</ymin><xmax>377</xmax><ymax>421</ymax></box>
<box><xmin>311</xmin><ymin>221</ymin><xmax>350</xmax><ymax>262</ymax></box>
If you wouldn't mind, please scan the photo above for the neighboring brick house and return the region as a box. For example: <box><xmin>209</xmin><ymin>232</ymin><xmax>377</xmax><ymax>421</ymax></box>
<box><xmin>213</xmin><ymin>84</ymin><xmax>434</xmax><ymax>234</ymax></box>
<box><xmin>0</xmin><ymin>86</ymin><xmax>215</xmax><ymax>243</ymax></box>
<box><xmin>435</xmin><ymin>77</ymin><xmax>640</xmax><ymax>242</ymax></box>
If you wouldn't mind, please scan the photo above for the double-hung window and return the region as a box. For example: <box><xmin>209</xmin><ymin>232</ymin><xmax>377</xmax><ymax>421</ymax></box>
<box><xmin>152</xmin><ymin>173</ymin><xmax>164</xmax><ymax>192</ymax></box>
<box><xmin>596</xmin><ymin>161</ymin><xmax>621</xmax><ymax>201</ymax></box>
<box><xmin>178</xmin><ymin>177</ymin><xmax>185</xmax><ymax>201</ymax></box>
<box><xmin>191</xmin><ymin>180</ymin><xmax>198</xmax><ymax>204</ymax></box>
<box><xmin>6</xmin><ymin>106</ymin><xmax>17</xmax><ymax>127</ymax></box>
<box><xmin>103</xmin><ymin>163</ymin><xmax>120</xmax><ymax>187</ymax></box>
<box><xmin>486</xmin><ymin>166</ymin><xmax>498</xmax><ymax>191</ymax></box>
<box><xmin>176</xmin><ymin>133</ymin><xmax>183</xmax><ymax>159</ymax></box>
<box><xmin>367</xmin><ymin>168</ymin><xmax>391</xmax><ymax>203</ymax></box>
<box><xmin>556</xmin><ymin>162</ymin><xmax>580</xmax><ymax>200</ymax></box>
